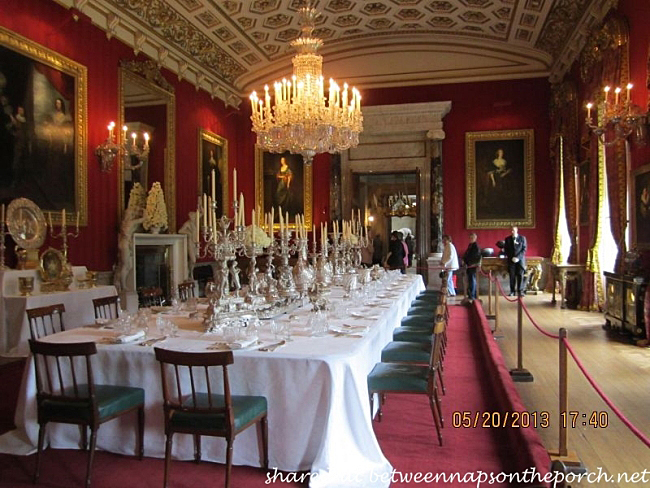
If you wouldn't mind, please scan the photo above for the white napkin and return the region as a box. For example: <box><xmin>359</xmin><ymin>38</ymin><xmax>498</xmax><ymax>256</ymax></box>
<box><xmin>113</xmin><ymin>330</ymin><xmax>146</xmax><ymax>344</ymax></box>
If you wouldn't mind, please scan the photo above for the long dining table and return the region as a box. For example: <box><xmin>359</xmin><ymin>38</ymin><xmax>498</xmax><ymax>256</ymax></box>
<box><xmin>1</xmin><ymin>271</ymin><xmax>424</xmax><ymax>488</ymax></box>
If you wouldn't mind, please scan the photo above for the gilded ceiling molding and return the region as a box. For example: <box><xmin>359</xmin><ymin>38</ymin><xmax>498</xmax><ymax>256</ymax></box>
<box><xmin>547</xmin><ymin>0</ymin><xmax>617</xmax><ymax>83</ymax></box>
<box><xmin>110</xmin><ymin>0</ymin><xmax>245</xmax><ymax>84</ymax></box>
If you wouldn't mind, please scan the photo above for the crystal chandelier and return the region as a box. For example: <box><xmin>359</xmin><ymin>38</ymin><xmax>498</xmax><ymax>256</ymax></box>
<box><xmin>249</xmin><ymin>5</ymin><xmax>363</xmax><ymax>164</ymax></box>
<box><xmin>585</xmin><ymin>84</ymin><xmax>648</xmax><ymax>146</ymax></box>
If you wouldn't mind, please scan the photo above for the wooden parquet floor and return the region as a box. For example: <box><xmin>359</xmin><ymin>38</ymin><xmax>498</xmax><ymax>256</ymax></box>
<box><xmin>475</xmin><ymin>292</ymin><xmax>650</xmax><ymax>487</ymax></box>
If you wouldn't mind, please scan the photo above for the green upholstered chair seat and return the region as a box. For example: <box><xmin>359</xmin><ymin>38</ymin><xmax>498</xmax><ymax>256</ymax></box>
<box><xmin>368</xmin><ymin>363</ymin><xmax>429</xmax><ymax>393</ymax></box>
<box><xmin>416</xmin><ymin>290</ymin><xmax>441</xmax><ymax>297</ymax></box>
<box><xmin>381</xmin><ymin>341</ymin><xmax>432</xmax><ymax>363</ymax></box>
<box><xmin>407</xmin><ymin>307</ymin><xmax>437</xmax><ymax>317</ymax></box>
<box><xmin>41</xmin><ymin>384</ymin><xmax>145</xmax><ymax>424</ymax></box>
<box><xmin>412</xmin><ymin>297</ymin><xmax>440</xmax><ymax>305</ymax></box>
<box><xmin>400</xmin><ymin>316</ymin><xmax>433</xmax><ymax>328</ymax></box>
<box><xmin>393</xmin><ymin>328</ymin><xmax>433</xmax><ymax>343</ymax></box>
<box><xmin>170</xmin><ymin>392</ymin><xmax>267</xmax><ymax>433</ymax></box>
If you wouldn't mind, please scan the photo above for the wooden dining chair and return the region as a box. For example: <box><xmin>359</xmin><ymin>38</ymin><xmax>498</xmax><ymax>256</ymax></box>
<box><xmin>154</xmin><ymin>347</ymin><xmax>268</xmax><ymax>488</ymax></box>
<box><xmin>177</xmin><ymin>281</ymin><xmax>196</xmax><ymax>302</ymax></box>
<box><xmin>368</xmin><ymin>320</ymin><xmax>446</xmax><ymax>446</ymax></box>
<box><xmin>28</xmin><ymin>340</ymin><xmax>145</xmax><ymax>488</ymax></box>
<box><xmin>138</xmin><ymin>287</ymin><xmax>165</xmax><ymax>308</ymax></box>
<box><xmin>92</xmin><ymin>295</ymin><xmax>120</xmax><ymax>320</ymax></box>
<box><xmin>26</xmin><ymin>304</ymin><xmax>66</xmax><ymax>340</ymax></box>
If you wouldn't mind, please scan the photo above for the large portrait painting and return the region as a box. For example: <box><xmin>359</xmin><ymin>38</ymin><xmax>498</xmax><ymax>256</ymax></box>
<box><xmin>197</xmin><ymin>129</ymin><xmax>228</xmax><ymax>217</ymax></box>
<box><xmin>631</xmin><ymin>163</ymin><xmax>650</xmax><ymax>251</ymax></box>
<box><xmin>255</xmin><ymin>149</ymin><xmax>312</xmax><ymax>228</ymax></box>
<box><xmin>0</xmin><ymin>27</ymin><xmax>87</xmax><ymax>225</ymax></box>
<box><xmin>465</xmin><ymin>129</ymin><xmax>535</xmax><ymax>228</ymax></box>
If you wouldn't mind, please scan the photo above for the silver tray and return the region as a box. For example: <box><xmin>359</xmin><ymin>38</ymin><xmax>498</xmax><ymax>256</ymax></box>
<box><xmin>6</xmin><ymin>198</ymin><xmax>47</xmax><ymax>250</ymax></box>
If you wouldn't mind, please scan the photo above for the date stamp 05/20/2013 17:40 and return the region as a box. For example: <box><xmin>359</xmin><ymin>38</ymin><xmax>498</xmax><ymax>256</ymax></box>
<box><xmin>452</xmin><ymin>410</ymin><xmax>609</xmax><ymax>429</ymax></box>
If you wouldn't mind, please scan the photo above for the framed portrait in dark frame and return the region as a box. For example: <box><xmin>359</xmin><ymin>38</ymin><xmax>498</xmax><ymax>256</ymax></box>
<box><xmin>0</xmin><ymin>27</ymin><xmax>87</xmax><ymax>226</ymax></box>
<box><xmin>255</xmin><ymin>149</ymin><xmax>312</xmax><ymax>229</ymax></box>
<box><xmin>197</xmin><ymin>129</ymin><xmax>228</xmax><ymax>218</ymax></box>
<box><xmin>631</xmin><ymin>163</ymin><xmax>650</xmax><ymax>251</ymax></box>
<box><xmin>465</xmin><ymin>129</ymin><xmax>535</xmax><ymax>229</ymax></box>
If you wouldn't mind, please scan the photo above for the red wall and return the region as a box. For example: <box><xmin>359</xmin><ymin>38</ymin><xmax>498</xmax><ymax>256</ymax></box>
<box><xmin>0</xmin><ymin>0</ymin><xmax>248</xmax><ymax>271</ymax></box>
<box><xmin>362</xmin><ymin>78</ymin><xmax>553</xmax><ymax>257</ymax></box>
<box><xmin>619</xmin><ymin>0</ymin><xmax>650</xmax><ymax>170</ymax></box>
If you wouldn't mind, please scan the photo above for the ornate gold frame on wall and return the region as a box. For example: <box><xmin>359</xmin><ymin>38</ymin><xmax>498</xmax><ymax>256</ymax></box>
<box><xmin>197</xmin><ymin>129</ymin><xmax>228</xmax><ymax>215</ymax></box>
<box><xmin>118</xmin><ymin>61</ymin><xmax>176</xmax><ymax>231</ymax></box>
<box><xmin>254</xmin><ymin>147</ymin><xmax>313</xmax><ymax>229</ymax></box>
<box><xmin>0</xmin><ymin>27</ymin><xmax>88</xmax><ymax>226</ymax></box>
<box><xmin>465</xmin><ymin>129</ymin><xmax>535</xmax><ymax>229</ymax></box>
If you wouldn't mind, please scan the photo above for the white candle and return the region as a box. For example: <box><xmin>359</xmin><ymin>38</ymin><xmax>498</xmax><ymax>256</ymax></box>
<box><xmin>239</xmin><ymin>193</ymin><xmax>245</xmax><ymax>227</ymax></box>
<box><xmin>61</xmin><ymin>208</ymin><xmax>66</xmax><ymax>227</ymax></box>
<box><xmin>122</xmin><ymin>125</ymin><xmax>127</xmax><ymax>142</ymax></box>
<box><xmin>203</xmin><ymin>194</ymin><xmax>207</xmax><ymax>228</ymax></box>
<box><xmin>76</xmin><ymin>211</ymin><xmax>80</xmax><ymax>231</ymax></box>
<box><xmin>586</xmin><ymin>103</ymin><xmax>592</xmax><ymax>120</ymax></box>
<box><xmin>131</xmin><ymin>132</ymin><xmax>137</xmax><ymax>146</ymax></box>
<box><xmin>195</xmin><ymin>211</ymin><xmax>199</xmax><ymax>242</ymax></box>
<box><xmin>211</xmin><ymin>169</ymin><xmax>216</xmax><ymax>201</ymax></box>
<box><xmin>313</xmin><ymin>224</ymin><xmax>316</xmax><ymax>248</ymax></box>
<box><xmin>615</xmin><ymin>87</ymin><xmax>621</xmax><ymax>106</ymax></box>
<box><xmin>252</xmin><ymin>209</ymin><xmax>256</xmax><ymax>244</ymax></box>
<box><xmin>48</xmin><ymin>211</ymin><xmax>52</xmax><ymax>229</ymax></box>
<box><xmin>271</xmin><ymin>207</ymin><xmax>275</xmax><ymax>233</ymax></box>
<box><xmin>144</xmin><ymin>132</ymin><xmax>150</xmax><ymax>148</ymax></box>
<box><xmin>279</xmin><ymin>209</ymin><xmax>284</xmax><ymax>235</ymax></box>
<box><xmin>626</xmin><ymin>83</ymin><xmax>633</xmax><ymax>103</ymax></box>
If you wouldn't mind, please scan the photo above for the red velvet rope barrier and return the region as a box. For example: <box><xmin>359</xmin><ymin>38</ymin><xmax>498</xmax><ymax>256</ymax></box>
<box><xmin>562</xmin><ymin>338</ymin><xmax>650</xmax><ymax>448</ymax></box>
<box><xmin>519</xmin><ymin>300</ymin><xmax>560</xmax><ymax>339</ymax></box>
<box><xmin>477</xmin><ymin>269</ymin><xmax>650</xmax><ymax>448</ymax></box>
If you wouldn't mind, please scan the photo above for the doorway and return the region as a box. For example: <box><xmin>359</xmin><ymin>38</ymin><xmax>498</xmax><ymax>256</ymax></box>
<box><xmin>353</xmin><ymin>172</ymin><xmax>419</xmax><ymax>269</ymax></box>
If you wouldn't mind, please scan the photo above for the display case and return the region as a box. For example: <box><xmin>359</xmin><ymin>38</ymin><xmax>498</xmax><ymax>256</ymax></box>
<box><xmin>604</xmin><ymin>272</ymin><xmax>647</xmax><ymax>339</ymax></box>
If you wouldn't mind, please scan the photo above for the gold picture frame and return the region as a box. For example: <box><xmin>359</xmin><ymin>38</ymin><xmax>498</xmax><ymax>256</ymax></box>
<box><xmin>198</xmin><ymin>129</ymin><xmax>228</xmax><ymax>217</ymax></box>
<box><xmin>255</xmin><ymin>148</ymin><xmax>312</xmax><ymax>229</ymax></box>
<box><xmin>631</xmin><ymin>162</ymin><xmax>650</xmax><ymax>251</ymax></box>
<box><xmin>0</xmin><ymin>27</ymin><xmax>87</xmax><ymax>226</ymax></box>
<box><xmin>465</xmin><ymin>129</ymin><xmax>535</xmax><ymax>228</ymax></box>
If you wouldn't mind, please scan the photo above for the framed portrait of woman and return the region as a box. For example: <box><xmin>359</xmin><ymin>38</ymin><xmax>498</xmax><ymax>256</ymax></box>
<box><xmin>255</xmin><ymin>148</ymin><xmax>312</xmax><ymax>229</ymax></box>
<box><xmin>0</xmin><ymin>27</ymin><xmax>87</xmax><ymax>226</ymax></box>
<box><xmin>465</xmin><ymin>129</ymin><xmax>535</xmax><ymax>228</ymax></box>
<box><xmin>197</xmin><ymin>129</ymin><xmax>228</xmax><ymax>217</ymax></box>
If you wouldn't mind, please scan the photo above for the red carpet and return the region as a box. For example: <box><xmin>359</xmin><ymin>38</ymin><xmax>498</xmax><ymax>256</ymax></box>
<box><xmin>372</xmin><ymin>305</ymin><xmax>516</xmax><ymax>487</ymax></box>
<box><xmin>0</xmin><ymin>305</ymin><xmax>547</xmax><ymax>487</ymax></box>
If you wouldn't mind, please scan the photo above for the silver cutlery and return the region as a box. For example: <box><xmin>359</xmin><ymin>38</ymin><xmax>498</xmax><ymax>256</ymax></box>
<box><xmin>258</xmin><ymin>340</ymin><xmax>286</xmax><ymax>352</ymax></box>
<box><xmin>138</xmin><ymin>336</ymin><xmax>167</xmax><ymax>346</ymax></box>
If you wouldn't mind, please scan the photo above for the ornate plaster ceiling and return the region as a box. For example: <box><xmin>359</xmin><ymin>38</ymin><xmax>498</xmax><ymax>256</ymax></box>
<box><xmin>60</xmin><ymin>0</ymin><xmax>616</xmax><ymax>106</ymax></box>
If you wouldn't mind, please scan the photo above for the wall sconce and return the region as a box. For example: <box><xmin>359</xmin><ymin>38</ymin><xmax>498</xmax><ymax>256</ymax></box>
<box><xmin>95</xmin><ymin>121</ymin><xmax>150</xmax><ymax>173</ymax></box>
<box><xmin>585</xmin><ymin>83</ymin><xmax>648</xmax><ymax>146</ymax></box>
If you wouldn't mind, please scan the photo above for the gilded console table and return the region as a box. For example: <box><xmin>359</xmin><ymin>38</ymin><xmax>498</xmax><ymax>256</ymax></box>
<box><xmin>549</xmin><ymin>263</ymin><xmax>585</xmax><ymax>309</ymax></box>
<box><xmin>480</xmin><ymin>256</ymin><xmax>545</xmax><ymax>294</ymax></box>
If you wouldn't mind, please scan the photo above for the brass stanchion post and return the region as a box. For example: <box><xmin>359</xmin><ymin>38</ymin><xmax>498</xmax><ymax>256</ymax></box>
<box><xmin>549</xmin><ymin>328</ymin><xmax>584</xmax><ymax>471</ymax></box>
<box><xmin>510</xmin><ymin>297</ymin><xmax>533</xmax><ymax>382</ymax></box>
<box><xmin>487</xmin><ymin>271</ymin><xmax>494</xmax><ymax>318</ymax></box>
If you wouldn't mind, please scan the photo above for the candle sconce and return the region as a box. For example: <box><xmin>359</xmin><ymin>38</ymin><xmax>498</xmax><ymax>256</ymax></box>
<box><xmin>95</xmin><ymin>121</ymin><xmax>151</xmax><ymax>172</ymax></box>
<box><xmin>585</xmin><ymin>84</ymin><xmax>648</xmax><ymax>147</ymax></box>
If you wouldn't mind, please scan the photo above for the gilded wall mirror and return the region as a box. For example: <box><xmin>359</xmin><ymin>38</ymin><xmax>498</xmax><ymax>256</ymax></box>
<box><xmin>118</xmin><ymin>60</ymin><xmax>176</xmax><ymax>231</ymax></box>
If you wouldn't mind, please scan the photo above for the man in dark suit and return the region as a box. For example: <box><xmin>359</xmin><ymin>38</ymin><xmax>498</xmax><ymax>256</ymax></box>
<box><xmin>504</xmin><ymin>226</ymin><xmax>527</xmax><ymax>296</ymax></box>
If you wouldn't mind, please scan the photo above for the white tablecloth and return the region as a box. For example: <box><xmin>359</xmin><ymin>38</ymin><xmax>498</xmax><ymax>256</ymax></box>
<box><xmin>1</xmin><ymin>273</ymin><xmax>424</xmax><ymax>488</ymax></box>
<box><xmin>1</xmin><ymin>285</ymin><xmax>118</xmax><ymax>355</ymax></box>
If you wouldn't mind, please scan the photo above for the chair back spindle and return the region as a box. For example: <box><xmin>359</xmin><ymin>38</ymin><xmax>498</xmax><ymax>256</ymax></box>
<box><xmin>26</xmin><ymin>304</ymin><xmax>66</xmax><ymax>340</ymax></box>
